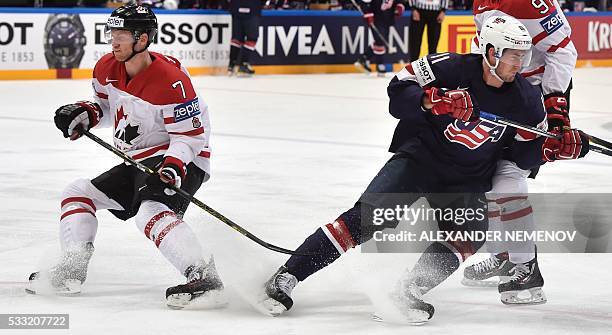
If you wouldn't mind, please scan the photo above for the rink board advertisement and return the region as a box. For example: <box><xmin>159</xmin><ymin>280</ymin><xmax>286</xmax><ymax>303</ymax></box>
<box><xmin>0</xmin><ymin>10</ymin><xmax>231</xmax><ymax>79</ymax></box>
<box><xmin>250</xmin><ymin>15</ymin><xmax>410</xmax><ymax>65</ymax></box>
<box><xmin>0</xmin><ymin>9</ymin><xmax>612</xmax><ymax>79</ymax></box>
<box><xmin>569</xmin><ymin>14</ymin><xmax>612</xmax><ymax>61</ymax></box>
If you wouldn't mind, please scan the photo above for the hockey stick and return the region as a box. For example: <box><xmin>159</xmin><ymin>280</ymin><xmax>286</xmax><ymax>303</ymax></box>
<box><xmin>586</xmin><ymin>134</ymin><xmax>612</xmax><ymax>151</ymax></box>
<box><xmin>81</xmin><ymin>129</ymin><xmax>317</xmax><ymax>256</ymax></box>
<box><xmin>479</xmin><ymin>111</ymin><xmax>612</xmax><ymax>157</ymax></box>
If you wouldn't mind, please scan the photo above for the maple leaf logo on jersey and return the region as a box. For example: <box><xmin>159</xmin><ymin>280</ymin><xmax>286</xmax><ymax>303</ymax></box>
<box><xmin>114</xmin><ymin>106</ymin><xmax>141</xmax><ymax>147</ymax></box>
<box><xmin>444</xmin><ymin>120</ymin><xmax>506</xmax><ymax>149</ymax></box>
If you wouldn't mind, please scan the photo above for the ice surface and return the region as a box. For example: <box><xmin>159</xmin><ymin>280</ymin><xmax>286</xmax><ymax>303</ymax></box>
<box><xmin>1</xmin><ymin>69</ymin><xmax>612</xmax><ymax>334</ymax></box>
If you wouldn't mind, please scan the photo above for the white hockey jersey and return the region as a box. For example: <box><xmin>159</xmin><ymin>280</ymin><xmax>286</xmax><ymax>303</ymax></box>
<box><xmin>472</xmin><ymin>0</ymin><xmax>577</xmax><ymax>96</ymax></box>
<box><xmin>91</xmin><ymin>52</ymin><xmax>211</xmax><ymax>175</ymax></box>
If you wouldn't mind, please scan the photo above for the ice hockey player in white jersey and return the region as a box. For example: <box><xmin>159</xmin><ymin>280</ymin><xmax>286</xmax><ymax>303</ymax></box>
<box><xmin>462</xmin><ymin>0</ymin><xmax>577</xmax><ymax>305</ymax></box>
<box><xmin>26</xmin><ymin>4</ymin><xmax>224</xmax><ymax>309</ymax></box>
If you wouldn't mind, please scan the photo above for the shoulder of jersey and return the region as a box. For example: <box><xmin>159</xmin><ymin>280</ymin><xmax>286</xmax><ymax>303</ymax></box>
<box><xmin>515</xmin><ymin>76</ymin><xmax>545</xmax><ymax>116</ymax></box>
<box><xmin>93</xmin><ymin>53</ymin><xmax>120</xmax><ymax>84</ymax></box>
<box><xmin>473</xmin><ymin>0</ymin><xmax>555</xmax><ymax>20</ymax></box>
<box><xmin>141</xmin><ymin>52</ymin><xmax>197</xmax><ymax>105</ymax></box>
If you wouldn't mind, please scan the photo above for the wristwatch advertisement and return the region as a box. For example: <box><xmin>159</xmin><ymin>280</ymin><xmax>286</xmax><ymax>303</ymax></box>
<box><xmin>43</xmin><ymin>14</ymin><xmax>87</xmax><ymax>69</ymax></box>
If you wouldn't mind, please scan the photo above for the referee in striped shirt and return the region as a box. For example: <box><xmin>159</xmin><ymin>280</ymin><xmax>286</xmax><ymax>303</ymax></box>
<box><xmin>408</xmin><ymin>0</ymin><xmax>449</xmax><ymax>62</ymax></box>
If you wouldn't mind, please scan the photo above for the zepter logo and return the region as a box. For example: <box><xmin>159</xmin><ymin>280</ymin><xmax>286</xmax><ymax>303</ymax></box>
<box><xmin>107</xmin><ymin>17</ymin><xmax>125</xmax><ymax>28</ymax></box>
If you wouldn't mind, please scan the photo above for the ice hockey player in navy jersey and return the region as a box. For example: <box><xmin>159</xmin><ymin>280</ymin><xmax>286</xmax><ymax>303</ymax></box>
<box><xmin>260</xmin><ymin>15</ymin><xmax>589</xmax><ymax>324</ymax></box>
<box><xmin>355</xmin><ymin>0</ymin><xmax>406</xmax><ymax>76</ymax></box>
<box><xmin>26</xmin><ymin>4</ymin><xmax>225</xmax><ymax>309</ymax></box>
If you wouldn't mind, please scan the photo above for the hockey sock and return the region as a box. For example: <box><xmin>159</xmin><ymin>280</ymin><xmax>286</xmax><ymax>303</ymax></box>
<box><xmin>374</xmin><ymin>54</ymin><xmax>384</xmax><ymax>70</ymax></box>
<box><xmin>285</xmin><ymin>228</ymin><xmax>341</xmax><ymax>282</ymax></box>
<box><xmin>410</xmin><ymin>242</ymin><xmax>461</xmax><ymax>292</ymax></box>
<box><xmin>240</xmin><ymin>40</ymin><xmax>257</xmax><ymax>64</ymax></box>
<box><xmin>230</xmin><ymin>39</ymin><xmax>241</xmax><ymax>65</ymax></box>
<box><xmin>364</xmin><ymin>46</ymin><xmax>374</xmax><ymax>60</ymax></box>
<box><xmin>285</xmin><ymin>206</ymin><xmax>361</xmax><ymax>281</ymax></box>
<box><xmin>500</xmin><ymin>199</ymin><xmax>536</xmax><ymax>264</ymax></box>
<box><xmin>485</xmin><ymin>204</ymin><xmax>507</xmax><ymax>256</ymax></box>
<box><xmin>59</xmin><ymin>178</ymin><xmax>116</xmax><ymax>250</ymax></box>
<box><xmin>135</xmin><ymin>201</ymin><xmax>203</xmax><ymax>276</ymax></box>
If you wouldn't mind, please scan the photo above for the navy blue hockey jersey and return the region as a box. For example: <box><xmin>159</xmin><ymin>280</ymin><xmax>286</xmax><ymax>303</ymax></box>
<box><xmin>387</xmin><ymin>52</ymin><xmax>547</xmax><ymax>191</ymax></box>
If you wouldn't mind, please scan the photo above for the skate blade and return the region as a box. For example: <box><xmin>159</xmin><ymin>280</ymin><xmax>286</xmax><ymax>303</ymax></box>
<box><xmin>371</xmin><ymin>311</ymin><xmax>429</xmax><ymax>326</ymax></box>
<box><xmin>501</xmin><ymin>288</ymin><xmax>547</xmax><ymax>305</ymax></box>
<box><xmin>258</xmin><ymin>297</ymin><xmax>287</xmax><ymax>317</ymax></box>
<box><xmin>26</xmin><ymin>279</ymin><xmax>82</xmax><ymax>296</ymax></box>
<box><xmin>461</xmin><ymin>277</ymin><xmax>500</xmax><ymax>288</ymax></box>
<box><xmin>166</xmin><ymin>289</ymin><xmax>228</xmax><ymax>310</ymax></box>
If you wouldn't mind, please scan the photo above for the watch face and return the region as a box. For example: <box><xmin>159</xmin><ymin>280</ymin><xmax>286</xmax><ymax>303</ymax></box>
<box><xmin>44</xmin><ymin>15</ymin><xmax>87</xmax><ymax>69</ymax></box>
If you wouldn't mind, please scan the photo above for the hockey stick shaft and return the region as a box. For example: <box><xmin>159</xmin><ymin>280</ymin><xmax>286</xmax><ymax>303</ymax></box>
<box><xmin>81</xmin><ymin>130</ymin><xmax>315</xmax><ymax>256</ymax></box>
<box><xmin>348</xmin><ymin>0</ymin><xmax>393</xmax><ymax>52</ymax></box>
<box><xmin>479</xmin><ymin>111</ymin><xmax>612</xmax><ymax>157</ymax></box>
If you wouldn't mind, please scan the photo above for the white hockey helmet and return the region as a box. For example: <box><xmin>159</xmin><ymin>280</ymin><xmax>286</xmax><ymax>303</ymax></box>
<box><xmin>479</xmin><ymin>15</ymin><xmax>532</xmax><ymax>77</ymax></box>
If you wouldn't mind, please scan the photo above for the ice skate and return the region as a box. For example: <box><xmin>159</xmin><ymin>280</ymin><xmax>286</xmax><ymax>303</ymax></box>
<box><xmin>462</xmin><ymin>252</ymin><xmax>512</xmax><ymax>287</ymax></box>
<box><xmin>227</xmin><ymin>62</ymin><xmax>237</xmax><ymax>76</ymax></box>
<box><xmin>166</xmin><ymin>257</ymin><xmax>226</xmax><ymax>309</ymax></box>
<box><xmin>354</xmin><ymin>55</ymin><xmax>372</xmax><ymax>73</ymax></box>
<box><xmin>236</xmin><ymin>62</ymin><xmax>255</xmax><ymax>77</ymax></box>
<box><xmin>26</xmin><ymin>242</ymin><xmax>94</xmax><ymax>295</ymax></box>
<box><xmin>260</xmin><ymin>266</ymin><xmax>298</xmax><ymax>317</ymax></box>
<box><xmin>392</xmin><ymin>280</ymin><xmax>435</xmax><ymax>325</ymax></box>
<box><xmin>498</xmin><ymin>257</ymin><xmax>546</xmax><ymax>305</ymax></box>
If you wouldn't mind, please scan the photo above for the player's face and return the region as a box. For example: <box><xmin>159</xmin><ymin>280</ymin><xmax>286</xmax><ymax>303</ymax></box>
<box><xmin>495</xmin><ymin>49</ymin><xmax>527</xmax><ymax>82</ymax></box>
<box><xmin>107</xmin><ymin>30</ymin><xmax>136</xmax><ymax>61</ymax></box>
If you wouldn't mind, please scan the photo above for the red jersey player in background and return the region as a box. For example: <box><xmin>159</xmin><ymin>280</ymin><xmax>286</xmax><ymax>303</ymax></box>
<box><xmin>462</xmin><ymin>0</ymin><xmax>577</xmax><ymax>305</ymax></box>
<box><xmin>26</xmin><ymin>4</ymin><xmax>225</xmax><ymax>310</ymax></box>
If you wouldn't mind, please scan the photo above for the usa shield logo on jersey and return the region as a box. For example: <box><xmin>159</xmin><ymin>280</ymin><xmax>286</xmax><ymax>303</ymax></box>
<box><xmin>444</xmin><ymin>120</ymin><xmax>506</xmax><ymax>149</ymax></box>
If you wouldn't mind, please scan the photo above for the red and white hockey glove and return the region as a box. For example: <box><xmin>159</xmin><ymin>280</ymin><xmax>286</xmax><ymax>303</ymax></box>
<box><xmin>542</xmin><ymin>129</ymin><xmax>589</xmax><ymax>162</ymax></box>
<box><xmin>363</xmin><ymin>13</ymin><xmax>374</xmax><ymax>26</ymax></box>
<box><xmin>395</xmin><ymin>4</ymin><xmax>405</xmax><ymax>17</ymax></box>
<box><xmin>54</xmin><ymin>101</ymin><xmax>102</xmax><ymax>140</ymax></box>
<box><xmin>426</xmin><ymin>87</ymin><xmax>478</xmax><ymax>122</ymax></box>
<box><xmin>158</xmin><ymin>157</ymin><xmax>186</xmax><ymax>196</ymax></box>
<box><xmin>143</xmin><ymin>157</ymin><xmax>186</xmax><ymax>197</ymax></box>
<box><xmin>544</xmin><ymin>94</ymin><xmax>570</xmax><ymax>130</ymax></box>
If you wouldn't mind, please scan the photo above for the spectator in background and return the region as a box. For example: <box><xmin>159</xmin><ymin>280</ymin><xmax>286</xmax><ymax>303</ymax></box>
<box><xmin>450</xmin><ymin>0</ymin><xmax>472</xmax><ymax>10</ymax></box>
<box><xmin>139</xmin><ymin>0</ymin><xmax>213</xmax><ymax>9</ymax></box>
<box><xmin>560</xmin><ymin>0</ymin><xmax>604</xmax><ymax>11</ymax></box>
<box><xmin>228</xmin><ymin>0</ymin><xmax>262</xmax><ymax>76</ymax></box>
<box><xmin>408</xmin><ymin>0</ymin><xmax>449</xmax><ymax>62</ymax></box>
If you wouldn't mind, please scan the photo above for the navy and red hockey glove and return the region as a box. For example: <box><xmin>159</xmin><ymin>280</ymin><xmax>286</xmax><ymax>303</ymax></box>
<box><xmin>426</xmin><ymin>87</ymin><xmax>478</xmax><ymax>122</ymax></box>
<box><xmin>363</xmin><ymin>12</ymin><xmax>374</xmax><ymax>26</ymax></box>
<box><xmin>395</xmin><ymin>3</ymin><xmax>405</xmax><ymax>17</ymax></box>
<box><xmin>542</xmin><ymin>129</ymin><xmax>589</xmax><ymax>162</ymax></box>
<box><xmin>54</xmin><ymin>101</ymin><xmax>102</xmax><ymax>140</ymax></box>
<box><xmin>143</xmin><ymin>157</ymin><xmax>186</xmax><ymax>197</ymax></box>
<box><xmin>544</xmin><ymin>93</ymin><xmax>570</xmax><ymax>130</ymax></box>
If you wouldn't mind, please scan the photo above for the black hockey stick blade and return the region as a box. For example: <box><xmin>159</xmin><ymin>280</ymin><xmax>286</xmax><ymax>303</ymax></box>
<box><xmin>81</xmin><ymin>129</ymin><xmax>318</xmax><ymax>256</ymax></box>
